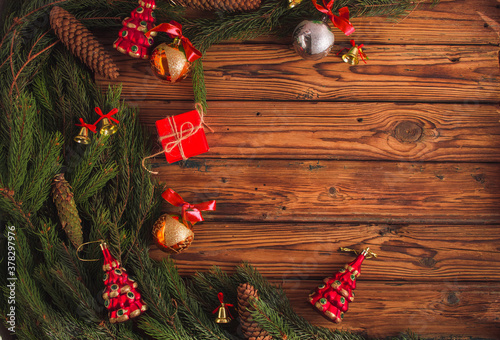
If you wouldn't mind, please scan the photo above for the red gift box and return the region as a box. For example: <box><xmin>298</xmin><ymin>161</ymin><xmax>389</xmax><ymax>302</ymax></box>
<box><xmin>155</xmin><ymin>109</ymin><xmax>209</xmax><ymax>163</ymax></box>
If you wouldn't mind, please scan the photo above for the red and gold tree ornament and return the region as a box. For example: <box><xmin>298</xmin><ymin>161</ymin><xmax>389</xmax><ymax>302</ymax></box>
<box><xmin>145</xmin><ymin>22</ymin><xmax>202</xmax><ymax>83</ymax></box>
<box><xmin>101</xmin><ymin>242</ymin><xmax>147</xmax><ymax>323</ymax></box>
<box><xmin>114</xmin><ymin>0</ymin><xmax>157</xmax><ymax>59</ymax></box>
<box><xmin>308</xmin><ymin>247</ymin><xmax>376</xmax><ymax>323</ymax></box>
<box><xmin>152</xmin><ymin>188</ymin><xmax>216</xmax><ymax>254</ymax></box>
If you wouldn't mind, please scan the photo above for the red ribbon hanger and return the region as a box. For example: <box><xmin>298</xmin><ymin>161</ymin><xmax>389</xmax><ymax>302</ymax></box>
<box><xmin>76</xmin><ymin>118</ymin><xmax>97</xmax><ymax>133</ymax></box>
<box><xmin>212</xmin><ymin>292</ymin><xmax>233</xmax><ymax>318</ymax></box>
<box><xmin>312</xmin><ymin>0</ymin><xmax>355</xmax><ymax>36</ymax></box>
<box><xmin>94</xmin><ymin>107</ymin><xmax>120</xmax><ymax>125</ymax></box>
<box><xmin>162</xmin><ymin>188</ymin><xmax>216</xmax><ymax>224</ymax></box>
<box><xmin>145</xmin><ymin>21</ymin><xmax>202</xmax><ymax>62</ymax></box>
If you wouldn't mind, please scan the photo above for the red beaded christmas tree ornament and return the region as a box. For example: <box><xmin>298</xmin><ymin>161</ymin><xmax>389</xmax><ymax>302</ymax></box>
<box><xmin>308</xmin><ymin>247</ymin><xmax>376</xmax><ymax>323</ymax></box>
<box><xmin>113</xmin><ymin>0</ymin><xmax>157</xmax><ymax>59</ymax></box>
<box><xmin>101</xmin><ymin>243</ymin><xmax>147</xmax><ymax>323</ymax></box>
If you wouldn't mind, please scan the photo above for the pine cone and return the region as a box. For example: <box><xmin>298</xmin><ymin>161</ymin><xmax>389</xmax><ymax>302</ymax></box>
<box><xmin>52</xmin><ymin>173</ymin><xmax>83</xmax><ymax>247</ymax></box>
<box><xmin>50</xmin><ymin>6</ymin><xmax>119</xmax><ymax>79</ymax></box>
<box><xmin>237</xmin><ymin>283</ymin><xmax>272</xmax><ymax>340</ymax></box>
<box><xmin>172</xmin><ymin>0</ymin><xmax>261</xmax><ymax>12</ymax></box>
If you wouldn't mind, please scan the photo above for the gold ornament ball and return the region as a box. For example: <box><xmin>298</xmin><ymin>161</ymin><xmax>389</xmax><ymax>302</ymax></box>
<box><xmin>150</xmin><ymin>42</ymin><xmax>191</xmax><ymax>83</ymax></box>
<box><xmin>152</xmin><ymin>214</ymin><xmax>194</xmax><ymax>253</ymax></box>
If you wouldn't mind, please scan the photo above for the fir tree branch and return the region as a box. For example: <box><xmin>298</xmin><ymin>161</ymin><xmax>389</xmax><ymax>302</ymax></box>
<box><xmin>9</xmin><ymin>36</ymin><xmax>58</xmax><ymax>96</ymax></box>
<box><xmin>251</xmin><ymin>297</ymin><xmax>300</xmax><ymax>340</ymax></box>
<box><xmin>0</xmin><ymin>187</ymin><xmax>35</xmax><ymax>230</ymax></box>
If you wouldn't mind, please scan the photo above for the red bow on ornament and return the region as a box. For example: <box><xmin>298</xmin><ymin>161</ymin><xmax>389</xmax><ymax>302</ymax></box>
<box><xmin>162</xmin><ymin>188</ymin><xmax>216</xmax><ymax>224</ymax></box>
<box><xmin>94</xmin><ymin>107</ymin><xmax>120</xmax><ymax>125</ymax></box>
<box><xmin>145</xmin><ymin>22</ymin><xmax>202</xmax><ymax>62</ymax></box>
<box><xmin>312</xmin><ymin>0</ymin><xmax>355</xmax><ymax>36</ymax></box>
<box><xmin>76</xmin><ymin>118</ymin><xmax>97</xmax><ymax>133</ymax></box>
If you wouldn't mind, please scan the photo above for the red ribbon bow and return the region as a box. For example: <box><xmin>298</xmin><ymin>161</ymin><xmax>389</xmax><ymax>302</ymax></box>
<box><xmin>162</xmin><ymin>188</ymin><xmax>216</xmax><ymax>224</ymax></box>
<box><xmin>312</xmin><ymin>0</ymin><xmax>355</xmax><ymax>36</ymax></box>
<box><xmin>76</xmin><ymin>118</ymin><xmax>97</xmax><ymax>133</ymax></box>
<box><xmin>94</xmin><ymin>107</ymin><xmax>120</xmax><ymax>125</ymax></box>
<box><xmin>212</xmin><ymin>292</ymin><xmax>233</xmax><ymax>318</ymax></box>
<box><xmin>145</xmin><ymin>21</ymin><xmax>202</xmax><ymax>63</ymax></box>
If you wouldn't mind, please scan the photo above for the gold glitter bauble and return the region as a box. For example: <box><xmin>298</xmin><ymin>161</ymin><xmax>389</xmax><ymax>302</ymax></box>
<box><xmin>152</xmin><ymin>214</ymin><xmax>194</xmax><ymax>253</ymax></box>
<box><xmin>150</xmin><ymin>42</ymin><xmax>191</xmax><ymax>83</ymax></box>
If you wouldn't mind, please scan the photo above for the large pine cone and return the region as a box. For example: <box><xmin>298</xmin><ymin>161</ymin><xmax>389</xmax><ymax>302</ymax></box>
<box><xmin>237</xmin><ymin>283</ymin><xmax>272</xmax><ymax>340</ymax></box>
<box><xmin>172</xmin><ymin>0</ymin><xmax>261</xmax><ymax>12</ymax></box>
<box><xmin>50</xmin><ymin>6</ymin><xmax>119</xmax><ymax>79</ymax></box>
<box><xmin>52</xmin><ymin>173</ymin><xmax>83</xmax><ymax>247</ymax></box>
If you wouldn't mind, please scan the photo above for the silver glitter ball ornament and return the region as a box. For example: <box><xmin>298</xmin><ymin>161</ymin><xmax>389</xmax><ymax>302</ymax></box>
<box><xmin>293</xmin><ymin>20</ymin><xmax>335</xmax><ymax>60</ymax></box>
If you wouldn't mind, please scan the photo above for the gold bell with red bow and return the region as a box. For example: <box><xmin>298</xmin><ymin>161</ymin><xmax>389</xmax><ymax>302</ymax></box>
<box><xmin>100</xmin><ymin>118</ymin><xmax>118</xmax><ymax>136</ymax></box>
<box><xmin>95</xmin><ymin>107</ymin><xmax>119</xmax><ymax>136</ymax></box>
<box><xmin>342</xmin><ymin>46</ymin><xmax>360</xmax><ymax>65</ymax></box>
<box><xmin>341</xmin><ymin>40</ymin><xmax>368</xmax><ymax>65</ymax></box>
<box><xmin>213</xmin><ymin>292</ymin><xmax>233</xmax><ymax>324</ymax></box>
<box><xmin>74</xmin><ymin>126</ymin><xmax>91</xmax><ymax>144</ymax></box>
<box><xmin>74</xmin><ymin>118</ymin><xmax>96</xmax><ymax>144</ymax></box>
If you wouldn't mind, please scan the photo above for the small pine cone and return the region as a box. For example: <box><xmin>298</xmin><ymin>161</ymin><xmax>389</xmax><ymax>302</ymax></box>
<box><xmin>50</xmin><ymin>6</ymin><xmax>119</xmax><ymax>79</ymax></box>
<box><xmin>52</xmin><ymin>173</ymin><xmax>83</xmax><ymax>247</ymax></box>
<box><xmin>172</xmin><ymin>0</ymin><xmax>261</xmax><ymax>12</ymax></box>
<box><xmin>237</xmin><ymin>283</ymin><xmax>272</xmax><ymax>340</ymax></box>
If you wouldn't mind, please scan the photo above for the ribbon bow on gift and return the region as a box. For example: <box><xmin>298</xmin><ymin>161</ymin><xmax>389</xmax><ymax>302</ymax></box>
<box><xmin>312</xmin><ymin>0</ymin><xmax>355</xmax><ymax>36</ymax></box>
<box><xmin>76</xmin><ymin>118</ymin><xmax>97</xmax><ymax>133</ymax></box>
<box><xmin>162</xmin><ymin>188</ymin><xmax>216</xmax><ymax>224</ymax></box>
<box><xmin>145</xmin><ymin>21</ymin><xmax>202</xmax><ymax>62</ymax></box>
<box><xmin>212</xmin><ymin>292</ymin><xmax>233</xmax><ymax>318</ymax></box>
<box><xmin>94</xmin><ymin>107</ymin><xmax>120</xmax><ymax>125</ymax></box>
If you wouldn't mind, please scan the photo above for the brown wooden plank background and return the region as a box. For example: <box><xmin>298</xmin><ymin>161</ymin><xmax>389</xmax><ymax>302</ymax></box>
<box><xmin>98</xmin><ymin>0</ymin><xmax>500</xmax><ymax>338</ymax></box>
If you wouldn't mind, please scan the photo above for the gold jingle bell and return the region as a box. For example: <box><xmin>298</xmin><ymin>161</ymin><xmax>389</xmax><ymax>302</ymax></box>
<box><xmin>342</xmin><ymin>46</ymin><xmax>360</xmax><ymax>65</ymax></box>
<box><xmin>100</xmin><ymin>118</ymin><xmax>118</xmax><ymax>136</ymax></box>
<box><xmin>215</xmin><ymin>303</ymin><xmax>231</xmax><ymax>324</ymax></box>
<box><xmin>288</xmin><ymin>0</ymin><xmax>303</xmax><ymax>8</ymax></box>
<box><xmin>74</xmin><ymin>127</ymin><xmax>91</xmax><ymax>144</ymax></box>
<box><xmin>214</xmin><ymin>292</ymin><xmax>233</xmax><ymax>324</ymax></box>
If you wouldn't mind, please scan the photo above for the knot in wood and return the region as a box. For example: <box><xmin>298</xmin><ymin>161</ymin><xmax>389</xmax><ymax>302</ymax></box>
<box><xmin>394</xmin><ymin>121</ymin><xmax>423</xmax><ymax>143</ymax></box>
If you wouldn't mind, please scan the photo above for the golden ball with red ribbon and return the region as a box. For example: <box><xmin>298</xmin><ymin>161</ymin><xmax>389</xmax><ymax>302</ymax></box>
<box><xmin>152</xmin><ymin>189</ymin><xmax>216</xmax><ymax>254</ymax></box>
<box><xmin>145</xmin><ymin>22</ymin><xmax>202</xmax><ymax>83</ymax></box>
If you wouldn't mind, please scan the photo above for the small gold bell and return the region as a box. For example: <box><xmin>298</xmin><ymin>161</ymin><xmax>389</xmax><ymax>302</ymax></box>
<box><xmin>342</xmin><ymin>46</ymin><xmax>360</xmax><ymax>65</ymax></box>
<box><xmin>74</xmin><ymin>127</ymin><xmax>91</xmax><ymax>144</ymax></box>
<box><xmin>215</xmin><ymin>303</ymin><xmax>231</xmax><ymax>324</ymax></box>
<box><xmin>288</xmin><ymin>0</ymin><xmax>303</xmax><ymax>8</ymax></box>
<box><xmin>100</xmin><ymin>118</ymin><xmax>118</xmax><ymax>136</ymax></box>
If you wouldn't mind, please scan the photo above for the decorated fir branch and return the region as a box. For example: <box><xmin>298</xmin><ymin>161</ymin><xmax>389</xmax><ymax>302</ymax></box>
<box><xmin>0</xmin><ymin>0</ymin><xmax>438</xmax><ymax>339</ymax></box>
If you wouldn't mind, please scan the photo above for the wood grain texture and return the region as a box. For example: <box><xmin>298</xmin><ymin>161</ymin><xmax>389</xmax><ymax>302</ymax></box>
<box><xmin>152</xmin><ymin>159</ymin><xmax>500</xmax><ymax>224</ymax></box>
<box><xmin>150</xmin><ymin>223</ymin><xmax>500</xmax><ymax>281</ymax></box>
<box><xmin>263</xmin><ymin>0</ymin><xmax>500</xmax><ymax>46</ymax></box>
<box><xmin>135</xmin><ymin>101</ymin><xmax>500</xmax><ymax>162</ymax></box>
<box><xmin>100</xmin><ymin>43</ymin><xmax>500</xmax><ymax>103</ymax></box>
<box><xmin>279</xmin><ymin>280</ymin><xmax>500</xmax><ymax>338</ymax></box>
